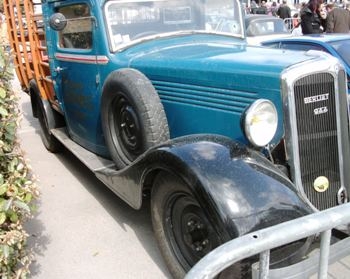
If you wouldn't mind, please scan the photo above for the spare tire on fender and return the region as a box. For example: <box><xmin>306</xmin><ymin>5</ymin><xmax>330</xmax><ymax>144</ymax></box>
<box><xmin>101</xmin><ymin>68</ymin><xmax>170</xmax><ymax>169</ymax></box>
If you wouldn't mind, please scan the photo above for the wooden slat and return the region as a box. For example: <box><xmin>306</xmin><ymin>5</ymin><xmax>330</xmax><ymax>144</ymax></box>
<box><xmin>40</xmin><ymin>61</ymin><xmax>49</xmax><ymax>68</ymax></box>
<box><xmin>14</xmin><ymin>0</ymin><xmax>33</xmax><ymax>80</ymax></box>
<box><xmin>43</xmin><ymin>76</ymin><xmax>53</xmax><ymax>83</ymax></box>
<box><xmin>4</xmin><ymin>0</ymin><xmax>56</xmax><ymax>102</ymax></box>
<box><xmin>3</xmin><ymin>0</ymin><xmax>29</xmax><ymax>88</ymax></box>
<box><xmin>37</xmin><ymin>46</ymin><xmax>47</xmax><ymax>51</ymax></box>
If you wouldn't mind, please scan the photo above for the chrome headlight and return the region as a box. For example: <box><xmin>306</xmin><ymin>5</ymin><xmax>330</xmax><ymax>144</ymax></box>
<box><xmin>243</xmin><ymin>99</ymin><xmax>278</xmax><ymax>147</ymax></box>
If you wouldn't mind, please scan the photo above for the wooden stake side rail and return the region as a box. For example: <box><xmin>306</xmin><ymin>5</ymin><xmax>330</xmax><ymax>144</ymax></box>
<box><xmin>4</xmin><ymin>0</ymin><xmax>55</xmax><ymax>102</ymax></box>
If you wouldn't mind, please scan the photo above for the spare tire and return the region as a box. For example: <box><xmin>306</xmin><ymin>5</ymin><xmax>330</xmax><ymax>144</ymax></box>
<box><xmin>101</xmin><ymin>68</ymin><xmax>170</xmax><ymax>169</ymax></box>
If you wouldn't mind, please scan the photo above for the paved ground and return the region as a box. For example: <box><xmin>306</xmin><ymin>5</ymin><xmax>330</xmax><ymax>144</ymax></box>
<box><xmin>16</xmin><ymin>86</ymin><xmax>171</xmax><ymax>278</ymax></box>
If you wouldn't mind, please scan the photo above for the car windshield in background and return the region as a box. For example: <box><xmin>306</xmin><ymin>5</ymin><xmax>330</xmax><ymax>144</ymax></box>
<box><xmin>330</xmin><ymin>40</ymin><xmax>350</xmax><ymax>68</ymax></box>
<box><xmin>104</xmin><ymin>0</ymin><xmax>243</xmax><ymax>51</ymax></box>
<box><xmin>246</xmin><ymin>18</ymin><xmax>288</xmax><ymax>36</ymax></box>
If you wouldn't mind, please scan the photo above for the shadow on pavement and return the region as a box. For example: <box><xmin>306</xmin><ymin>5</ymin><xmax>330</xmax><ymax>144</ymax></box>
<box><xmin>24</xmin><ymin>207</ymin><xmax>51</xmax><ymax>277</ymax></box>
<box><xmin>55</xmin><ymin>148</ymin><xmax>171</xmax><ymax>276</ymax></box>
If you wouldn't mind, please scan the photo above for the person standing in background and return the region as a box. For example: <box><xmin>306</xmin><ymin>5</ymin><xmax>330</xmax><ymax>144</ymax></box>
<box><xmin>318</xmin><ymin>3</ymin><xmax>328</xmax><ymax>29</ymax></box>
<box><xmin>300</xmin><ymin>0</ymin><xmax>325</xmax><ymax>34</ymax></box>
<box><xmin>250</xmin><ymin>0</ymin><xmax>258</xmax><ymax>14</ymax></box>
<box><xmin>256</xmin><ymin>1</ymin><xmax>268</xmax><ymax>15</ymax></box>
<box><xmin>277</xmin><ymin>0</ymin><xmax>291</xmax><ymax>29</ymax></box>
<box><xmin>277</xmin><ymin>0</ymin><xmax>291</xmax><ymax>20</ymax></box>
<box><xmin>270</xmin><ymin>2</ymin><xmax>279</xmax><ymax>17</ymax></box>
<box><xmin>325</xmin><ymin>3</ymin><xmax>350</xmax><ymax>33</ymax></box>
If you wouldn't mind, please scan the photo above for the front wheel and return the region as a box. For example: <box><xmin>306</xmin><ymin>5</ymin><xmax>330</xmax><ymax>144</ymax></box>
<box><xmin>151</xmin><ymin>172</ymin><xmax>221</xmax><ymax>278</ymax></box>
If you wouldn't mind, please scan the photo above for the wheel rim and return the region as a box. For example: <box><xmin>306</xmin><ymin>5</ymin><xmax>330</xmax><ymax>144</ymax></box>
<box><xmin>165</xmin><ymin>193</ymin><xmax>220</xmax><ymax>270</ymax></box>
<box><xmin>111</xmin><ymin>94</ymin><xmax>143</xmax><ymax>161</ymax></box>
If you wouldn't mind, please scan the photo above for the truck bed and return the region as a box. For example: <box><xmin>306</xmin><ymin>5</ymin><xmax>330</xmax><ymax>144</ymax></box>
<box><xmin>3</xmin><ymin>0</ymin><xmax>56</xmax><ymax>102</ymax></box>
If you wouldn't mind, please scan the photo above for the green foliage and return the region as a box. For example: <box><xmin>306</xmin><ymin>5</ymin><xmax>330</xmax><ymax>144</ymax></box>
<box><xmin>0</xmin><ymin>45</ymin><xmax>38</xmax><ymax>278</ymax></box>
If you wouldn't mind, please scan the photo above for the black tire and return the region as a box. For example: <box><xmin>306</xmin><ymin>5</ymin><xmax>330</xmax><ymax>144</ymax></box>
<box><xmin>151</xmin><ymin>172</ymin><xmax>222</xmax><ymax>279</ymax></box>
<box><xmin>30</xmin><ymin>82</ymin><xmax>63</xmax><ymax>153</ymax></box>
<box><xmin>101</xmin><ymin>69</ymin><xmax>169</xmax><ymax>169</ymax></box>
<box><xmin>151</xmin><ymin>172</ymin><xmax>251</xmax><ymax>279</ymax></box>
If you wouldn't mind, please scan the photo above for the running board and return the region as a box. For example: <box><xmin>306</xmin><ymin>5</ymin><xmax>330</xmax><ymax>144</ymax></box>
<box><xmin>51</xmin><ymin>128</ymin><xmax>115</xmax><ymax>172</ymax></box>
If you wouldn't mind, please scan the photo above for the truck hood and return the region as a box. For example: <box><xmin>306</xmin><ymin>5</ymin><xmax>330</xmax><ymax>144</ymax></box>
<box><xmin>116</xmin><ymin>34</ymin><xmax>318</xmax><ymax>92</ymax></box>
<box><xmin>108</xmin><ymin>33</ymin><xmax>327</xmax><ymax>142</ymax></box>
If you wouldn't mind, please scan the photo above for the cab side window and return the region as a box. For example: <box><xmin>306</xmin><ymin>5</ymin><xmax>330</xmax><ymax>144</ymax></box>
<box><xmin>58</xmin><ymin>4</ymin><xmax>92</xmax><ymax>49</ymax></box>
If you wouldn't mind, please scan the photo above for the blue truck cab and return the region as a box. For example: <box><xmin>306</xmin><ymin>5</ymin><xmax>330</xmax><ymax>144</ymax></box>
<box><xmin>6</xmin><ymin>0</ymin><xmax>350</xmax><ymax>277</ymax></box>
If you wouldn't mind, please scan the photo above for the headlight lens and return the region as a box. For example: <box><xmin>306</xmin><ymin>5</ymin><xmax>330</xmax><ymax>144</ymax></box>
<box><xmin>243</xmin><ymin>99</ymin><xmax>278</xmax><ymax>147</ymax></box>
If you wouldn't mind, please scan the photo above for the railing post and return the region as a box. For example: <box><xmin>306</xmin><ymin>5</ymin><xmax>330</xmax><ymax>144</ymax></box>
<box><xmin>259</xmin><ymin>250</ymin><xmax>270</xmax><ymax>279</ymax></box>
<box><xmin>318</xmin><ymin>229</ymin><xmax>332</xmax><ymax>279</ymax></box>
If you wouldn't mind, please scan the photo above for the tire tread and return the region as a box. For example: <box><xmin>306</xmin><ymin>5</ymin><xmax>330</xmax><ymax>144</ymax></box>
<box><xmin>101</xmin><ymin>69</ymin><xmax>170</xmax><ymax>168</ymax></box>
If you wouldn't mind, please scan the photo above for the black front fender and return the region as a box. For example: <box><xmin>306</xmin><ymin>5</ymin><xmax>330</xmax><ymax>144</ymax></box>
<box><xmin>95</xmin><ymin>134</ymin><xmax>314</xmax><ymax>241</ymax></box>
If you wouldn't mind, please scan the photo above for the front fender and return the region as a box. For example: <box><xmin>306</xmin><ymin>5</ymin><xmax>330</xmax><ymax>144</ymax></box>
<box><xmin>95</xmin><ymin>134</ymin><xmax>314</xmax><ymax>240</ymax></box>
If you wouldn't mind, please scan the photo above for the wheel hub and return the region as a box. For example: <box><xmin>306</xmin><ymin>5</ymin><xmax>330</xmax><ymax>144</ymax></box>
<box><xmin>184</xmin><ymin>216</ymin><xmax>210</xmax><ymax>253</ymax></box>
<box><xmin>114</xmin><ymin>96</ymin><xmax>142</xmax><ymax>155</ymax></box>
<box><xmin>167</xmin><ymin>195</ymin><xmax>219</xmax><ymax>268</ymax></box>
<box><xmin>120</xmin><ymin>105</ymin><xmax>139</xmax><ymax>149</ymax></box>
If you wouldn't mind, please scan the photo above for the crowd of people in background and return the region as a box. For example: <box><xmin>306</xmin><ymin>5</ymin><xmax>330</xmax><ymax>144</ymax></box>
<box><xmin>246</xmin><ymin>0</ymin><xmax>350</xmax><ymax>35</ymax></box>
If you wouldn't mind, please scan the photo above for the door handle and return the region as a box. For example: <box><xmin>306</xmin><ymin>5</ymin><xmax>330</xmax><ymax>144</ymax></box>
<box><xmin>54</xmin><ymin>66</ymin><xmax>67</xmax><ymax>73</ymax></box>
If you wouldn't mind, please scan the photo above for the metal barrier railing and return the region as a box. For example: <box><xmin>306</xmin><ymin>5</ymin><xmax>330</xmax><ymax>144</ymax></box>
<box><xmin>185</xmin><ymin>202</ymin><xmax>350</xmax><ymax>279</ymax></box>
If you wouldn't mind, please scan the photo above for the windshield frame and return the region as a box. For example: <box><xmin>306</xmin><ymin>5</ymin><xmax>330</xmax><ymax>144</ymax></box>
<box><xmin>103</xmin><ymin>0</ymin><xmax>245</xmax><ymax>52</ymax></box>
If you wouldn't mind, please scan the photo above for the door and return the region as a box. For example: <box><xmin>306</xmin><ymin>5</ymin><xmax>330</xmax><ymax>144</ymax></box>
<box><xmin>49</xmin><ymin>2</ymin><xmax>108</xmax><ymax>156</ymax></box>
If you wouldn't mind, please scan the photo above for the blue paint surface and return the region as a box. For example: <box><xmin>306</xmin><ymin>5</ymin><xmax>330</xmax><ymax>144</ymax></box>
<box><xmin>42</xmin><ymin>0</ymin><xmax>318</xmax><ymax>157</ymax></box>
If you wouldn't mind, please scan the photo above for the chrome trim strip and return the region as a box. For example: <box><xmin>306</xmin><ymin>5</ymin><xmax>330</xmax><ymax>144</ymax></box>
<box><xmin>334</xmin><ymin>66</ymin><xmax>348</xmax><ymax>205</ymax></box>
<box><xmin>281</xmin><ymin>54</ymin><xmax>348</xmax><ymax>210</ymax></box>
<box><xmin>55</xmin><ymin>53</ymin><xmax>109</xmax><ymax>64</ymax></box>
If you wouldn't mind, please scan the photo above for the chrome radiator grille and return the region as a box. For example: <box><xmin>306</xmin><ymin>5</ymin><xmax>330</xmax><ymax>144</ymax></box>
<box><xmin>293</xmin><ymin>73</ymin><xmax>339</xmax><ymax>210</ymax></box>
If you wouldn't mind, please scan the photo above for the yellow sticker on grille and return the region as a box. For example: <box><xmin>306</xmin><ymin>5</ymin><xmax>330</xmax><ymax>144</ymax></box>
<box><xmin>313</xmin><ymin>176</ymin><xmax>329</xmax><ymax>193</ymax></box>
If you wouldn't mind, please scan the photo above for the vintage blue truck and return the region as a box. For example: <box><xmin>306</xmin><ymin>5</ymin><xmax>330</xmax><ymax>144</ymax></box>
<box><xmin>4</xmin><ymin>0</ymin><xmax>350</xmax><ymax>277</ymax></box>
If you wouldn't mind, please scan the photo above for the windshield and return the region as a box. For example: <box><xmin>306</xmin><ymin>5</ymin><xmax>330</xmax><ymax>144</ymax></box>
<box><xmin>104</xmin><ymin>0</ymin><xmax>244</xmax><ymax>51</ymax></box>
<box><xmin>245</xmin><ymin>18</ymin><xmax>288</xmax><ymax>36</ymax></box>
<box><xmin>330</xmin><ymin>40</ymin><xmax>350</xmax><ymax>68</ymax></box>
